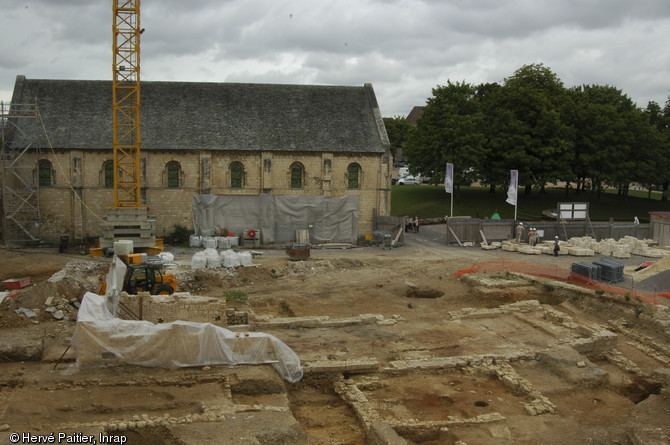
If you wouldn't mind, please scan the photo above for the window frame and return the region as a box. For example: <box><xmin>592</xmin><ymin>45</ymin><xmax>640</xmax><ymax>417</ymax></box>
<box><xmin>103</xmin><ymin>160</ymin><xmax>114</xmax><ymax>188</ymax></box>
<box><xmin>38</xmin><ymin>159</ymin><xmax>52</xmax><ymax>187</ymax></box>
<box><xmin>290</xmin><ymin>162</ymin><xmax>304</xmax><ymax>189</ymax></box>
<box><xmin>230</xmin><ymin>162</ymin><xmax>244</xmax><ymax>188</ymax></box>
<box><xmin>167</xmin><ymin>161</ymin><xmax>180</xmax><ymax>188</ymax></box>
<box><xmin>347</xmin><ymin>163</ymin><xmax>361</xmax><ymax>189</ymax></box>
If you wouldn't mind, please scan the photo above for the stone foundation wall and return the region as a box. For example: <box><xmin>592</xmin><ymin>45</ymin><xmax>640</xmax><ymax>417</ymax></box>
<box><xmin>119</xmin><ymin>292</ymin><xmax>226</xmax><ymax>326</ymax></box>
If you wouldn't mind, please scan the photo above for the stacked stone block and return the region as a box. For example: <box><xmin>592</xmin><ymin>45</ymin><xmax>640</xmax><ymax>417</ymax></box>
<box><xmin>119</xmin><ymin>291</ymin><xmax>226</xmax><ymax>326</ymax></box>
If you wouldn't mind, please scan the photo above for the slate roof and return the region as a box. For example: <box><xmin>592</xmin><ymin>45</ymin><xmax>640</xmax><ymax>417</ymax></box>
<box><xmin>406</xmin><ymin>106</ymin><xmax>424</xmax><ymax>125</ymax></box>
<box><xmin>8</xmin><ymin>76</ymin><xmax>389</xmax><ymax>154</ymax></box>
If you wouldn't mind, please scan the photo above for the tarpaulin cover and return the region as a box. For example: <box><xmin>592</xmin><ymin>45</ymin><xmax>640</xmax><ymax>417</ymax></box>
<box><xmin>104</xmin><ymin>256</ymin><xmax>127</xmax><ymax>315</ymax></box>
<box><xmin>72</xmin><ymin>292</ymin><xmax>303</xmax><ymax>383</ymax></box>
<box><xmin>191</xmin><ymin>194</ymin><xmax>359</xmax><ymax>244</ymax></box>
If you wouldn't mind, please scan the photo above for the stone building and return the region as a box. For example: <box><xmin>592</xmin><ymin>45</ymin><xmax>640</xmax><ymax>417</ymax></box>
<box><xmin>3</xmin><ymin>76</ymin><xmax>391</xmax><ymax>244</ymax></box>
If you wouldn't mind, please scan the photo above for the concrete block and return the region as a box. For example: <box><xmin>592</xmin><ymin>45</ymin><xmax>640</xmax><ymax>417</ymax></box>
<box><xmin>517</xmin><ymin>246</ymin><xmax>541</xmax><ymax>255</ymax></box>
<box><xmin>114</xmin><ymin>240</ymin><xmax>134</xmax><ymax>255</ymax></box>
<box><xmin>568</xmin><ymin>247</ymin><xmax>594</xmax><ymax>256</ymax></box>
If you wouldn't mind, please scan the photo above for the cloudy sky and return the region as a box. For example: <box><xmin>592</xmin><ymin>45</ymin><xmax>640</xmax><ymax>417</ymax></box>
<box><xmin>2</xmin><ymin>0</ymin><xmax>670</xmax><ymax>117</ymax></box>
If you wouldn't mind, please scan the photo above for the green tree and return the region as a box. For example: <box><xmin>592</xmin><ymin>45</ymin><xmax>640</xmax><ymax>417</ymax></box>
<box><xmin>383</xmin><ymin>116</ymin><xmax>414</xmax><ymax>161</ymax></box>
<box><xmin>567</xmin><ymin>85</ymin><xmax>662</xmax><ymax>200</ymax></box>
<box><xmin>566</xmin><ymin>85</ymin><xmax>629</xmax><ymax>198</ymax></box>
<box><xmin>479</xmin><ymin>84</ymin><xmax>530</xmax><ymax>193</ymax></box>
<box><xmin>403</xmin><ymin>81</ymin><xmax>485</xmax><ymax>188</ymax></box>
<box><xmin>645</xmin><ymin>100</ymin><xmax>670</xmax><ymax>200</ymax></box>
<box><xmin>625</xmin><ymin>107</ymin><xmax>665</xmax><ymax>198</ymax></box>
<box><xmin>491</xmin><ymin>64</ymin><xmax>574</xmax><ymax>195</ymax></box>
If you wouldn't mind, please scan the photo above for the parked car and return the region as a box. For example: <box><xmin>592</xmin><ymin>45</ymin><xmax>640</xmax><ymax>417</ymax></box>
<box><xmin>393</xmin><ymin>161</ymin><xmax>408</xmax><ymax>168</ymax></box>
<box><xmin>397</xmin><ymin>175</ymin><xmax>420</xmax><ymax>185</ymax></box>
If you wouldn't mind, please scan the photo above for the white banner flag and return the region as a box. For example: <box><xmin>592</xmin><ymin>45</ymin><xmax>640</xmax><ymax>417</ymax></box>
<box><xmin>506</xmin><ymin>169</ymin><xmax>518</xmax><ymax>206</ymax></box>
<box><xmin>445</xmin><ymin>163</ymin><xmax>453</xmax><ymax>194</ymax></box>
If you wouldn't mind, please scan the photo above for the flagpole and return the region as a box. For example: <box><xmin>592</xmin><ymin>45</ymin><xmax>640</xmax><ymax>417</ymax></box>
<box><xmin>445</xmin><ymin>163</ymin><xmax>454</xmax><ymax>218</ymax></box>
<box><xmin>515</xmin><ymin>202</ymin><xmax>517</xmax><ymax>221</ymax></box>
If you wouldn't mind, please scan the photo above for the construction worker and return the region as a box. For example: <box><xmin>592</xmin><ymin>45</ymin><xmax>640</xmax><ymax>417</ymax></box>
<box><xmin>515</xmin><ymin>222</ymin><xmax>525</xmax><ymax>243</ymax></box>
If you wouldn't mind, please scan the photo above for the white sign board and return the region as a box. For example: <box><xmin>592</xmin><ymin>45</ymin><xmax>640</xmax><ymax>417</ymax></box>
<box><xmin>558</xmin><ymin>202</ymin><xmax>589</xmax><ymax>221</ymax></box>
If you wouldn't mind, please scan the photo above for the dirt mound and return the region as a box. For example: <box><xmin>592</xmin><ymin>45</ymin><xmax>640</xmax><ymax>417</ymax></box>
<box><xmin>176</xmin><ymin>269</ymin><xmax>229</xmax><ymax>294</ymax></box>
<box><xmin>0</xmin><ymin>261</ymin><xmax>108</xmax><ymax>328</ymax></box>
<box><xmin>280</xmin><ymin>258</ymin><xmax>365</xmax><ymax>278</ymax></box>
<box><xmin>48</xmin><ymin>261</ymin><xmax>109</xmax><ymax>289</ymax></box>
<box><xmin>233</xmin><ymin>265</ymin><xmax>278</xmax><ymax>286</ymax></box>
<box><xmin>633</xmin><ymin>255</ymin><xmax>670</xmax><ymax>280</ymax></box>
<box><xmin>0</xmin><ymin>249</ymin><xmax>75</xmax><ymax>282</ymax></box>
<box><xmin>636</xmin><ymin>269</ymin><xmax>670</xmax><ymax>293</ymax></box>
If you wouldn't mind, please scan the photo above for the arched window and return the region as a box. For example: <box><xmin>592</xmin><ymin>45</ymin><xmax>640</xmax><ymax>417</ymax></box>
<box><xmin>38</xmin><ymin>160</ymin><xmax>52</xmax><ymax>187</ymax></box>
<box><xmin>290</xmin><ymin>162</ymin><xmax>304</xmax><ymax>189</ymax></box>
<box><xmin>167</xmin><ymin>161</ymin><xmax>180</xmax><ymax>188</ymax></box>
<box><xmin>347</xmin><ymin>163</ymin><xmax>361</xmax><ymax>189</ymax></box>
<box><xmin>230</xmin><ymin>162</ymin><xmax>244</xmax><ymax>188</ymax></box>
<box><xmin>103</xmin><ymin>161</ymin><xmax>114</xmax><ymax>188</ymax></box>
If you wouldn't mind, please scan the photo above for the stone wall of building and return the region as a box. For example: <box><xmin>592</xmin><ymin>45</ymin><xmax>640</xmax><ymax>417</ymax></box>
<box><xmin>26</xmin><ymin>149</ymin><xmax>389</xmax><ymax>243</ymax></box>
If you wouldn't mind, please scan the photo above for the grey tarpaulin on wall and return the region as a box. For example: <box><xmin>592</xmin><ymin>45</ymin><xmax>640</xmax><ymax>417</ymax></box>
<box><xmin>191</xmin><ymin>194</ymin><xmax>359</xmax><ymax>244</ymax></box>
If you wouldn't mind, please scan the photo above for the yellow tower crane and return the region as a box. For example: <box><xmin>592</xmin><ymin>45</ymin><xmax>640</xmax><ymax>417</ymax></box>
<box><xmin>112</xmin><ymin>0</ymin><xmax>141</xmax><ymax>208</ymax></box>
<box><xmin>95</xmin><ymin>0</ymin><xmax>160</xmax><ymax>255</ymax></box>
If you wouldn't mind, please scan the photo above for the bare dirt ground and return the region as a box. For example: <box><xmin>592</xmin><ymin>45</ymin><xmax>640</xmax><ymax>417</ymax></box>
<box><xmin>1</xmin><ymin>224</ymin><xmax>670</xmax><ymax>444</ymax></box>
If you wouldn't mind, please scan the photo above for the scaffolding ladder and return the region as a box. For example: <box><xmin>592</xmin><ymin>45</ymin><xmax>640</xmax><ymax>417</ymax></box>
<box><xmin>1</xmin><ymin>102</ymin><xmax>41</xmax><ymax>246</ymax></box>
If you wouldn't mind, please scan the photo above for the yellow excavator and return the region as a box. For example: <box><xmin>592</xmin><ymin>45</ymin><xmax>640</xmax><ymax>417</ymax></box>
<box><xmin>99</xmin><ymin>253</ymin><xmax>177</xmax><ymax>295</ymax></box>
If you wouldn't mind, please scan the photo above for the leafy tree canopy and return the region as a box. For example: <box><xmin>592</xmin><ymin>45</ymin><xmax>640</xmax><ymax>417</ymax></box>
<box><xmin>383</xmin><ymin>116</ymin><xmax>414</xmax><ymax>161</ymax></box>
<box><xmin>401</xmin><ymin>63</ymin><xmax>670</xmax><ymax>199</ymax></box>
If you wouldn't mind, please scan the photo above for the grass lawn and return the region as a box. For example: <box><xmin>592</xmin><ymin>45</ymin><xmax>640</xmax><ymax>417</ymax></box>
<box><xmin>391</xmin><ymin>185</ymin><xmax>670</xmax><ymax>223</ymax></box>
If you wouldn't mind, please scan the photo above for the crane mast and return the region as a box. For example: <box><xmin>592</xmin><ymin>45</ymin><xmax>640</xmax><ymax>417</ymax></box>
<box><xmin>112</xmin><ymin>0</ymin><xmax>141</xmax><ymax>208</ymax></box>
<box><xmin>96</xmin><ymin>0</ymin><xmax>158</xmax><ymax>254</ymax></box>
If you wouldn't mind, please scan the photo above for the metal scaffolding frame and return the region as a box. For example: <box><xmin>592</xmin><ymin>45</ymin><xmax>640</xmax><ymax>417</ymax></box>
<box><xmin>1</xmin><ymin>101</ymin><xmax>41</xmax><ymax>246</ymax></box>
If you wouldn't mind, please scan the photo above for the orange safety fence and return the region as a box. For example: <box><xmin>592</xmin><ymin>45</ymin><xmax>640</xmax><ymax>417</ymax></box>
<box><xmin>453</xmin><ymin>258</ymin><xmax>665</xmax><ymax>305</ymax></box>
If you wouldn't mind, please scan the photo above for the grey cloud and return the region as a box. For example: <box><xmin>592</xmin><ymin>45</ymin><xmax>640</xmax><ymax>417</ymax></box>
<box><xmin>2</xmin><ymin>0</ymin><xmax>670</xmax><ymax>116</ymax></box>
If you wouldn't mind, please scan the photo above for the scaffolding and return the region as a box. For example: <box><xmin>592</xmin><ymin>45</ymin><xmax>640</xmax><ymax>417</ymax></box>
<box><xmin>1</xmin><ymin>102</ymin><xmax>41</xmax><ymax>246</ymax></box>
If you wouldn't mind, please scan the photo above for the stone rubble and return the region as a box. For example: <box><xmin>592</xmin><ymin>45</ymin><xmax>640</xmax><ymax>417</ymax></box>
<box><xmin>497</xmin><ymin>235</ymin><xmax>669</xmax><ymax>258</ymax></box>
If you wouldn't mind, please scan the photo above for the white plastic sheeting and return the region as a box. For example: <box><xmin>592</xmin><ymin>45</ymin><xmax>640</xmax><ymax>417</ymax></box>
<box><xmin>158</xmin><ymin>252</ymin><xmax>175</xmax><ymax>262</ymax></box>
<box><xmin>238</xmin><ymin>251</ymin><xmax>253</xmax><ymax>266</ymax></box>
<box><xmin>192</xmin><ymin>194</ymin><xmax>359</xmax><ymax>244</ymax></box>
<box><xmin>189</xmin><ymin>235</ymin><xmax>202</xmax><ymax>247</ymax></box>
<box><xmin>221</xmin><ymin>250</ymin><xmax>241</xmax><ymax>268</ymax></box>
<box><xmin>190</xmin><ymin>249</ymin><xmax>254</xmax><ymax>269</ymax></box>
<box><xmin>191</xmin><ymin>251</ymin><xmax>207</xmax><ymax>270</ymax></box>
<box><xmin>103</xmin><ymin>256</ymin><xmax>127</xmax><ymax>315</ymax></box>
<box><xmin>72</xmin><ymin>292</ymin><xmax>303</xmax><ymax>383</ymax></box>
<box><xmin>204</xmin><ymin>248</ymin><xmax>221</xmax><ymax>269</ymax></box>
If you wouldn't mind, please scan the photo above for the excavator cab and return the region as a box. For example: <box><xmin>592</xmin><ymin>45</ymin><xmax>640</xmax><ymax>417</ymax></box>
<box><xmin>124</xmin><ymin>263</ymin><xmax>176</xmax><ymax>295</ymax></box>
<box><xmin>99</xmin><ymin>254</ymin><xmax>177</xmax><ymax>296</ymax></box>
